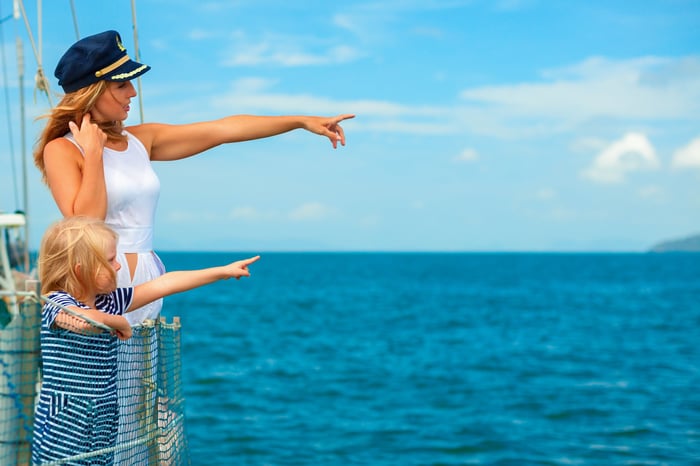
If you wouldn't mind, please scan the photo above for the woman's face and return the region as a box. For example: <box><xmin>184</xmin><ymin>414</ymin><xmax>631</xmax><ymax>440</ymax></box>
<box><xmin>91</xmin><ymin>80</ymin><xmax>137</xmax><ymax>122</ymax></box>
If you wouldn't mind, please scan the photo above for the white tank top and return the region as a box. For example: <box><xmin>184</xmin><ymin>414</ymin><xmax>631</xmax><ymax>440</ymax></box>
<box><xmin>65</xmin><ymin>131</ymin><xmax>160</xmax><ymax>253</ymax></box>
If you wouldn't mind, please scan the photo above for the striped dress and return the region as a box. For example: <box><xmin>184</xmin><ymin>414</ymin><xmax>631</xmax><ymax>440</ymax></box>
<box><xmin>32</xmin><ymin>288</ymin><xmax>133</xmax><ymax>466</ymax></box>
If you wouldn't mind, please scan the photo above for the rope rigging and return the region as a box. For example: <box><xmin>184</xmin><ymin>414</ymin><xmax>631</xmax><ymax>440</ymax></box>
<box><xmin>0</xmin><ymin>3</ymin><xmax>20</xmax><ymax>209</ymax></box>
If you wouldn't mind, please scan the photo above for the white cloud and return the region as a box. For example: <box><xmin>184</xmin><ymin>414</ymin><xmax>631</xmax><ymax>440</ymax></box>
<box><xmin>288</xmin><ymin>202</ymin><xmax>334</xmax><ymax>221</ymax></box>
<box><xmin>570</xmin><ymin>137</ymin><xmax>608</xmax><ymax>154</ymax></box>
<box><xmin>168</xmin><ymin>204</ymin><xmax>336</xmax><ymax>224</ymax></box>
<box><xmin>211</xmin><ymin>79</ymin><xmax>453</xmax><ymax>134</ymax></box>
<box><xmin>330</xmin><ymin>45</ymin><xmax>363</xmax><ymax>63</ymax></box>
<box><xmin>230</xmin><ymin>77</ymin><xmax>279</xmax><ymax>94</ymax></box>
<box><xmin>453</xmin><ymin>148</ymin><xmax>479</xmax><ymax>162</ymax></box>
<box><xmin>221</xmin><ymin>78</ymin><xmax>444</xmax><ymax>116</ymax></box>
<box><xmin>166</xmin><ymin>210</ymin><xmax>217</xmax><ymax>222</ymax></box>
<box><xmin>332</xmin><ymin>2</ymin><xmax>472</xmax><ymax>40</ymax></box>
<box><xmin>637</xmin><ymin>185</ymin><xmax>665</xmax><ymax>202</ymax></box>
<box><xmin>459</xmin><ymin>56</ymin><xmax>700</xmax><ymax>137</ymax></box>
<box><xmin>221</xmin><ymin>34</ymin><xmax>363</xmax><ymax>67</ymax></box>
<box><xmin>358</xmin><ymin>214</ymin><xmax>381</xmax><ymax>228</ymax></box>
<box><xmin>412</xmin><ymin>27</ymin><xmax>445</xmax><ymax>39</ymax></box>
<box><xmin>535</xmin><ymin>188</ymin><xmax>557</xmax><ymax>201</ymax></box>
<box><xmin>332</xmin><ymin>14</ymin><xmax>357</xmax><ymax>32</ymax></box>
<box><xmin>170</xmin><ymin>56</ymin><xmax>700</xmax><ymax>139</ymax></box>
<box><xmin>188</xmin><ymin>29</ymin><xmax>217</xmax><ymax>41</ymax></box>
<box><xmin>582</xmin><ymin>132</ymin><xmax>659</xmax><ymax>184</ymax></box>
<box><xmin>672</xmin><ymin>137</ymin><xmax>700</xmax><ymax>169</ymax></box>
<box><xmin>548</xmin><ymin>207</ymin><xmax>576</xmax><ymax>221</ymax></box>
<box><xmin>229</xmin><ymin>207</ymin><xmax>260</xmax><ymax>220</ymax></box>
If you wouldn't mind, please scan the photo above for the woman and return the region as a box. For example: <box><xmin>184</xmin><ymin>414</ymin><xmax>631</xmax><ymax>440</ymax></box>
<box><xmin>34</xmin><ymin>29</ymin><xmax>353</xmax><ymax>324</ymax></box>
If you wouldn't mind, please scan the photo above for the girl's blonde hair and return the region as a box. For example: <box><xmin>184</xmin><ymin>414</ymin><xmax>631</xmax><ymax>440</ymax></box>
<box><xmin>38</xmin><ymin>216</ymin><xmax>118</xmax><ymax>297</ymax></box>
<box><xmin>33</xmin><ymin>81</ymin><xmax>127</xmax><ymax>183</ymax></box>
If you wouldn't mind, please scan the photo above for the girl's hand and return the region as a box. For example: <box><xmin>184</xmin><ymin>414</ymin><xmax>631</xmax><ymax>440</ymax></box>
<box><xmin>228</xmin><ymin>255</ymin><xmax>261</xmax><ymax>280</ymax></box>
<box><xmin>305</xmin><ymin>114</ymin><xmax>355</xmax><ymax>149</ymax></box>
<box><xmin>115</xmin><ymin>327</ymin><xmax>132</xmax><ymax>340</ymax></box>
<box><xmin>112</xmin><ymin>316</ymin><xmax>133</xmax><ymax>340</ymax></box>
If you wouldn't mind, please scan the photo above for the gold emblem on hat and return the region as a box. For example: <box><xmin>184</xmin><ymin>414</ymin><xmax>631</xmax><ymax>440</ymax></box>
<box><xmin>116</xmin><ymin>35</ymin><xmax>126</xmax><ymax>52</ymax></box>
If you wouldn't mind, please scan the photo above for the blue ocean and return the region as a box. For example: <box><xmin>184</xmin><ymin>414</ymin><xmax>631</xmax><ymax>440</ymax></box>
<box><xmin>156</xmin><ymin>252</ymin><xmax>700</xmax><ymax>465</ymax></box>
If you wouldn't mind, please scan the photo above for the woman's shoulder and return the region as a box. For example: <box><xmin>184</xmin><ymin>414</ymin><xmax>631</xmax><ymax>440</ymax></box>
<box><xmin>44</xmin><ymin>134</ymin><xmax>83</xmax><ymax>157</ymax></box>
<box><xmin>124</xmin><ymin>125</ymin><xmax>153</xmax><ymax>154</ymax></box>
<box><xmin>45</xmin><ymin>133</ymin><xmax>75</xmax><ymax>147</ymax></box>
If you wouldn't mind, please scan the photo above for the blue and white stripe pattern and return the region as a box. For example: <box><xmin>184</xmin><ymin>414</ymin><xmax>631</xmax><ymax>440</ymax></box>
<box><xmin>32</xmin><ymin>288</ymin><xmax>133</xmax><ymax>466</ymax></box>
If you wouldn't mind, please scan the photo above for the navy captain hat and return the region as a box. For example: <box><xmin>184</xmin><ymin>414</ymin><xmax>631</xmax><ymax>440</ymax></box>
<box><xmin>54</xmin><ymin>30</ymin><xmax>150</xmax><ymax>93</ymax></box>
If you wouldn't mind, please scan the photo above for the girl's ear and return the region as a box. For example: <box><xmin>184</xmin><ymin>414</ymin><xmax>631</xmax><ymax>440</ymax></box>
<box><xmin>74</xmin><ymin>263</ymin><xmax>82</xmax><ymax>278</ymax></box>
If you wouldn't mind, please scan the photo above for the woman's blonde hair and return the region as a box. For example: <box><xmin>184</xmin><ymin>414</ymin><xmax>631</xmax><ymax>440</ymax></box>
<box><xmin>33</xmin><ymin>81</ymin><xmax>127</xmax><ymax>183</ymax></box>
<box><xmin>38</xmin><ymin>216</ymin><xmax>118</xmax><ymax>298</ymax></box>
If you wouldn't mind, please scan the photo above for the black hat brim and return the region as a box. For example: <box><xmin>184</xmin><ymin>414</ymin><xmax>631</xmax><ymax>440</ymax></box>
<box><xmin>104</xmin><ymin>59</ymin><xmax>151</xmax><ymax>82</ymax></box>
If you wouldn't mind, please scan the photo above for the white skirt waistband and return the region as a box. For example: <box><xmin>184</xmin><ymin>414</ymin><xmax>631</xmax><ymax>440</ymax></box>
<box><xmin>108</xmin><ymin>225</ymin><xmax>154</xmax><ymax>253</ymax></box>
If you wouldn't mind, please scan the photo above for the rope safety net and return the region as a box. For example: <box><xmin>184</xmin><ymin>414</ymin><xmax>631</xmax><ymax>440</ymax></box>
<box><xmin>0</xmin><ymin>289</ymin><xmax>190</xmax><ymax>465</ymax></box>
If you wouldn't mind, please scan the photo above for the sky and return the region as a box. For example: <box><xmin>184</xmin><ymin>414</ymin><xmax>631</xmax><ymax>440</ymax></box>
<box><xmin>1</xmin><ymin>0</ymin><xmax>699</xmax><ymax>252</ymax></box>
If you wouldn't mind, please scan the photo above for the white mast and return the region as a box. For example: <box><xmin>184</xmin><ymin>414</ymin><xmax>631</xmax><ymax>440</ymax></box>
<box><xmin>131</xmin><ymin>0</ymin><xmax>144</xmax><ymax>123</ymax></box>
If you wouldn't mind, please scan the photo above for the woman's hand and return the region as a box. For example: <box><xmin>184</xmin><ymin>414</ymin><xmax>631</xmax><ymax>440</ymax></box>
<box><xmin>43</xmin><ymin>112</ymin><xmax>108</xmax><ymax>218</ymax></box>
<box><xmin>69</xmin><ymin>113</ymin><xmax>107</xmax><ymax>158</ymax></box>
<box><xmin>303</xmin><ymin>114</ymin><xmax>355</xmax><ymax>149</ymax></box>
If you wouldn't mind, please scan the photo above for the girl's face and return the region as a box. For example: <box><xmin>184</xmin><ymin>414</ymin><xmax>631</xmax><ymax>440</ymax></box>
<box><xmin>91</xmin><ymin>80</ymin><xmax>137</xmax><ymax>122</ymax></box>
<box><xmin>95</xmin><ymin>237</ymin><xmax>121</xmax><ymax>294</ymax></box>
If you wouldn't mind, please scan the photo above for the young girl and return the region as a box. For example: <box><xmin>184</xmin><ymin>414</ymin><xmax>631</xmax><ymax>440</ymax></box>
<box><xmin>31</xmin><ymin>216</ymin><xmax>259</xmax><ymax>465</ymax></box>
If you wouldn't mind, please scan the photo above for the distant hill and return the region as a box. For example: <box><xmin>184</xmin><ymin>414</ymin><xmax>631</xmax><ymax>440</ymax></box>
<box><xmin>649</xmin><ymin>233</ymin><xmax>700</xmax><ymax>253</ymax></box>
